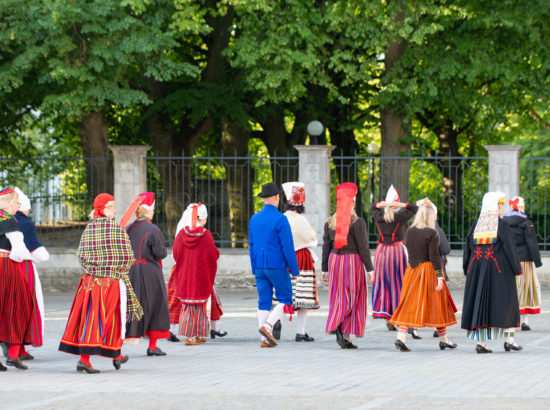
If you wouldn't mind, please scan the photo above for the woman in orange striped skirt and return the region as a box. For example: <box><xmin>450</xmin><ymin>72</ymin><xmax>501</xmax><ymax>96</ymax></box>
<box><xmin>389</xmin><ymin>198</ymin><xmax>457</xmax><ymax>352</ymax></box>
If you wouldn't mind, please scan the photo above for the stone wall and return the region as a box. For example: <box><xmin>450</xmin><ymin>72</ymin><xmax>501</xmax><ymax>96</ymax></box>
<box><xmin>39</xmin><ymin>248</ymin><xmax>550</xmax><ymax>293</ymax></box>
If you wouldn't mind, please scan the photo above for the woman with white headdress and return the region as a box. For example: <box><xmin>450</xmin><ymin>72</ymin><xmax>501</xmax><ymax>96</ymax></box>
<box><xmin>503</xmin><ymin>196</ymin><xmax>542</xmax><ymax>331</ymax></box>
<box><xmin>389</xmin><ymin>198</ymin><xmax>458</xmax><ymax>352</ymax></box>
<box><xmin>172</xmin><ymin>203</ymin><xmax>221</xmax><ymax>345</ymax></box>
<box><xmin>281</xmin><ymin>182</ymin><xmax>319</xmax><ymax>342</ymax></box>
<box><xmin>462</xmin><ymin>192</ymin><xmax>523</xmax><ymax>353</ymax></box>
<box><xmin>371</xmin><ymin>185</ymin><xmax>418</xmax><ymax>334</ymax></box>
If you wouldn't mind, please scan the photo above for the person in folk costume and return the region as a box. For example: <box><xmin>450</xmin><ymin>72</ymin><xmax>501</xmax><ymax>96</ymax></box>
<box><xmin>322</xmin><ymin>182</ymin><xmax>374</xmax><ymax>349</ymax></box>
<box><xmin>0</xmin><ymin>188</ymin><xmax>36</xmax><ymax>370</ymax></box>
<box><xmin>389</xmin><ymin>198</ymin><xmax>458</xmax><ymax>352</ymax></box>
<box><xmin>371</xmin><ymin>185</ymin><xmax>420</xmax><ymax>338</ymax></box>
<box><xmin>462</xmin><ymin>192</ymin><xmax>523</xmax><ymax>353</ymax></box>
<box><xmin>58</xmin><ymin>193</ymin><xmax>143</xmax><ymax>373</ymax></box>
<box><xmin>502</xmin><ymin>196</ymin><xmax>542</xmax><ymax>331</ymax></box>
<box><xmin>170</xmin><ymin>206</ymin><xmax>227</xmax><ymax>341</ymax></box>
<box><xmin>249</xmin><ymin>182</ymin><xmax>300</xmax><ymax>348</ymax></box>
<box><xmin>173</xmin><ymin>203</ymin><xmax>222</xmax><ymax>345</ymax></box>
<box><xmin>123</xmin><ymin>192</ymin><xmax>171</xmax><ymax>356</ymax></box>
<box><xmin>276</xmin><ymin>182</ymin><xmax>320</xmax><ymax>342</ymax></box>
<box><xmin>2</xmin><ymin>187</ymin><xmax>49</xmax><ymax>361</ymax></box>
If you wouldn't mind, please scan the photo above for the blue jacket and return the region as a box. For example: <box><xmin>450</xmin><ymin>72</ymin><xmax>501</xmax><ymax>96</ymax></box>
<box><xmin>249</xmin><ymin>204</ymin><xmax>299</xmax><ymax>276</ymax></box>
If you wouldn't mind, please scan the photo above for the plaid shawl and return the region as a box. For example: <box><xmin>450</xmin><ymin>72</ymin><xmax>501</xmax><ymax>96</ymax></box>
<box><xmin>77</xmin><ymin>217</ymin><xmax>143</xmax><ymax>321</ymax></box>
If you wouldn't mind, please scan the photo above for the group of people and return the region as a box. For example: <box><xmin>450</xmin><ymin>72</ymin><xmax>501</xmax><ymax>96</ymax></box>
<box><xmin>0</xmin><ymin>179</ymin><xmax>543</xmax><ymax>372</ymax></box>
<box><xmin>249</xmin><ymin>181</ymin><xmax>542</xmax><ymax>355</ymax></box>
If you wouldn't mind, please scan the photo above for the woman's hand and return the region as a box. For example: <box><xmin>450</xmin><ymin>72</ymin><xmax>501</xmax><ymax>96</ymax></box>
<box><xmin>367</xmin><ymin>271</ymin><xmax>374</xmax><ymax>284</ymax></box>
<box><xmin>435</xmin><ymin>277</ymin><xmax>444</xmax><ymax>291</ymax></box>
<box><xmin>376</xmin><ymin>201</ymin><xmax>387</xmax><ymax>208</ymax></box>
<box><xmin>321</xmin><ymin>272</ymin><xmax>329</xmax><ymax>282</ymax></box>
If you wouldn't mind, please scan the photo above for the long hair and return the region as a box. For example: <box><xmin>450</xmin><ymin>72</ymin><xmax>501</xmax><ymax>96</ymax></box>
<box><xmin>383</xmin><ymin>206</ymin><xmax>395</xmax><ymax>223</ymax></box>
<box><xmin>0</xmin><ymin>192</ymin><xmax>17</xmax><ymax>211</ymax></box>
<box><xmin>328</xmin><ymin>208</ymin><xmax>358</xmax><ymax>230</ymax></box>
<box><xmin>410</xmin><ymin>205</ymin><xmax>436</xmax><ymax>230</ymax></box>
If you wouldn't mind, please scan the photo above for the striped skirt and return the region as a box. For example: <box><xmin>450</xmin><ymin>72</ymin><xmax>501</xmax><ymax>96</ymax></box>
<box><xmin>178</xmin><ymin>303</ymin><xmax>209</xmax><ymax>338</ymax></box>
<box><xmin>372</xmin><ymin>242</ymin><xmax>408</xmax><ymax>319</ymax></box>
<box><xmin>325</xmin><ymin>253</ymin><xmax>368</xmax><ymax>337</ymax></box>
<box><xmin>19</xmin><ymin>260</ymin><xmax>44</xmax><ymax>346</ymax></box>
<box><xmin>517</xmin><ymin>261</ymin><xmax>541</xmax><ymax>315</ymax></box>
<box><xmin>210</xmin><ymin>290</ymin><xmax>223</xmax><ymax>321</ymax></box>
<box><xmin>167</xmin><ymin>265</ymin><xmax>181</xmax><ymax>325</ymax></box>
<box><xmin>0</xmin><ymin>256</ymin><xmax>35</xmax><ymax>345</ymax></box>
<box><xmin>389</xmin><ymin>262</ymin><xmax>457</xmax><ymax>328</ymax></box>
<box><xmin>59</xmin><ymin>274</ymin><xmax>123</xmax><ymax>358</ymax></box>
<box><xmin>293</xmin><ymin>248</ymin><xmax>320</xmax><ymax>310</ymax></box>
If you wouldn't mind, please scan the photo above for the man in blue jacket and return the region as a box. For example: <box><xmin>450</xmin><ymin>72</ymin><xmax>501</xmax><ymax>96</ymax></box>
<box><xmin>249</xmin><ymin>182</ymin><xmax>300</xmax><ymax>347</ymax></box>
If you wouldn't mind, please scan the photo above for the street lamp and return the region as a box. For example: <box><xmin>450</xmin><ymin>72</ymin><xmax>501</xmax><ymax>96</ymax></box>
<box><xmin>307</xmin><ymin>120</ymin><xmax>324</xmax><ymax>145</ymax></box>
<box><xmin>367</xmin><ymin>142</ymin><xmax>379</xmax><ymax>202</ymax></box>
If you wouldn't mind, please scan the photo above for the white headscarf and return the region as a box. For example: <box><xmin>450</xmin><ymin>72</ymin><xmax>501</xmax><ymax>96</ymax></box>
<box><xmin>416</xmin><ymin>197</ymin><xmax>437</xmax><ymax>215</ymax></box>
<box><xmin>385</xmin><ymin>185</ymin><xmax>400</xmax><ymax>203</ymax></box>
<box><xmin>473</xmin><ymin>191</ymin><xmax>505</xmax><ymax>245</ymax></box>
<box><xmin>14</xmin><ymin>187</ymin><xmax>31</xmax><ymax>212</ymax></box>
<box><xmin>175</xmin><ymin>203</ymin><xmax>208</xmax><ymax>236</ymax></box>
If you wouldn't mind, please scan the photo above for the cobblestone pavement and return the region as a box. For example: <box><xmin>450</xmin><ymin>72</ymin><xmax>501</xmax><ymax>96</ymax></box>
<box><xmin>1</xmin><ymin>288</ymin><xmax>550</xmax><ymax>409</ymax></box>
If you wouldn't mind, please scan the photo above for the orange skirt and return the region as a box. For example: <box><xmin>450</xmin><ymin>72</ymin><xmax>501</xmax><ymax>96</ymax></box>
<box><xmin>389</xmin><ymin>262</ymin><xmax>457</xmax><ymax>328</ymax></box>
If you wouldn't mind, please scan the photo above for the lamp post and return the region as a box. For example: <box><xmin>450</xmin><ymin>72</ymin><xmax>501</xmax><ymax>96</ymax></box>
<box><xmin>307</xmin><ymin>120</ymin><xmax>324</xmax><ymax>145</ymax></box>
<box><xmin>367</xmin><ymin>142</ymin><xmax>379</xmax><ymax>202</ymax></box>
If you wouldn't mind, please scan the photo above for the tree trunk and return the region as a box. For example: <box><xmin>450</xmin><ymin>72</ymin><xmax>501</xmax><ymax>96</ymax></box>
<box><xmin>78</xmin><ymin>111</ymin><xmax>113</xmax><ymax>199</ymax></box>
<box><xmin>221</xmin><ymin>117</ymin><xmax>253</xmax><ymax>247</ymax></box>
<box><xmin>435</xmin><ymin>120</ymin><xmax>463</xmax><ymax>218</ymax></box>
<box><xmin>380</xmin><ymin>5</ymin><xmax>410</xmax><ymax>201</ymax></box>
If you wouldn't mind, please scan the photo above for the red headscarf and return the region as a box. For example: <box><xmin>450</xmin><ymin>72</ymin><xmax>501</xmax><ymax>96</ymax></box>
<box><xmin>93</xmin><ymin>193</ymin><xmax>115</xmax><ymax>218</ymax></box>
<box><xmin>334</xmin><ymin>182</ymin><xmax>358</xmax><ymax>249</ymax></box>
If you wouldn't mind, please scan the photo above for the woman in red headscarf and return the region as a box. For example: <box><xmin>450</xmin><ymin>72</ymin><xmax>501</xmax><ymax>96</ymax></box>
<box><xmin>321</xmin><ymin>183</ymin><xmax>374</xmax><ymax>348</ymax></box>
<box><xmin>58</xmin><ymin>193</ymin><xmax>143</xmax><ymax>373</ymax></box>
<box><xmin>172</xmin><ymin>203</ymin><xmax>219</xmax><ymax>345</ymax></box>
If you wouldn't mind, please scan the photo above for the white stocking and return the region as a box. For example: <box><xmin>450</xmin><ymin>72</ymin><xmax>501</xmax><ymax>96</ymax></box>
<box><xmin>296</xmin><ymin>309</ymin><xmax>307</xmax><ymax>335</ymax></box>
<box><xmin>211</xmin><ymin>320</ymin><xmax>220</xmax><ymax>332</ymax></box>
<box><xmin>522</xmin><ymin>315</ymin><xmax>529</xmax><ymax>325</ymax></box>
<box><xmin>170</xmin><ymin>323</ymin><xmax>179</xmax><ymax>335</ymax></box>
<box><xmin>266</xmin><ymin>303</ymin><xmax>285</xmax><ymax>328</ymax></box>
<box><xmin>258</xmin><ymin>310</ymin><xmax>270</xmax><ymax>341</ymax></box>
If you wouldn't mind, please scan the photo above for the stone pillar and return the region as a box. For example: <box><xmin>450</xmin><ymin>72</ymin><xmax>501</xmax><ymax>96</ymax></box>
<box><xmin>294</xmin><ymin>145</ymin><xmax>336</xmax><ymax>262</ymax></box>
<box><xmin>109</xmin><ymin>145</ymin><xmax>151</xmax><ymax>222</ymax></box>
<box><xmin>484</xmin><ymin>145</ymin><xmax>522</xmax><ymax>209</ymax></box>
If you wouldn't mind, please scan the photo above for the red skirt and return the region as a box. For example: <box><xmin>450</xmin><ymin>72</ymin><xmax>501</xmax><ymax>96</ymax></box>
<box><xmin>210</xmin><ymin>290</ymin><xmax>223</xmax><ymax>321</ymax></box>
<box><xmin>0</xmin><ymin>255</ymin><xmax>35</xmax><ymax>345</ymax></box>
<box><xmin>20</xmin><ymin>260</ymin><xmax>43</xmax><ymax>346</ymax></box>
<box><xmin>59</xmin><ymin>274</ymin><xmax>123</xmax><ymax>358</ymax></box>
<box><xmin>167</xmin><ymin>265</ymin><xmax>182</xmax><ymax>324</ymax></box>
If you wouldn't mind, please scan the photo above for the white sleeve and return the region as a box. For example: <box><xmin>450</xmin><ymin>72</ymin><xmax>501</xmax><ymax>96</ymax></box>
<box><xmin>31</xmin><ymin>246</ymin><xmax>50</xmax><ymax>263</ymax></box>
<box><xmin>6</xmin><ymin>231</ymin><xmax>32</xmax><ymax>262</ymax></box>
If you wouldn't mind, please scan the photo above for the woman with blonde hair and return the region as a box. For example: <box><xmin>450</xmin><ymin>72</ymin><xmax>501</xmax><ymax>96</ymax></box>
<box><xmin>389</xmin><ymin>198</ymin><xmax>458</xmax><ymax>352</ymax></box>
<box><xmin>0</xmin><ymin>188</ymin><xmax>35</xmax><ymax>370</ymax></box>
<box><xmin>322</xmin><ymin>183</ymin><xmax>373</xmax><ymax>349</ymax></box>
<box><xmin>371</xmin><ymin>185</ymin><xmax>418</xmax><ymax>333</ymax></box>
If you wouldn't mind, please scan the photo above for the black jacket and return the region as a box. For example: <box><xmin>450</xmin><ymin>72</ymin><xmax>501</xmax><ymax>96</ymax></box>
<box><xmin>502</xmin><ymin>212</ymin><xmax>542</xmax><ymax>267</ymax></box>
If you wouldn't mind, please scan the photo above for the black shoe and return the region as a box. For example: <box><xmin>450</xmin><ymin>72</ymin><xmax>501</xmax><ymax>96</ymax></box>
<box><xmin>20</xmin><ymin>353</ymin><xmax>34</xmax><ymax>361</ymax></box>
<box><xmin>433</xmin><ymin>330</ymin><xmax>439</xmax><ymax>338</ymax></box>
<box><xmin>335</xmin><ymin>327</ymin><xmax>346</xmax><ymax>348</ymax></box>
<box><xmin>272</xmin><ymin>320</ymin><xmax>282</xmax><ymax>341</ymax></box>
<box><xmin>475</xmin><ymin>344</ymin><xmax>492</xmax><ymax>354</ymax></box>
<box><xmin>210</xmin><ymin>329</ymin><xmax>228</xmax><ymax>339</ymax></box>
<box><xmin>147</xmin><ymin>347</ymin><xmax>166</xmax><ymax>356</ymax></box>
<box><xmin>504</xmin><ymin>342</ymin><xmax>523</xmax><ymax>352</ymax></box>
<box><xmin>0</xmin><ymin>342</ymin><xmax>7</xmax><ymax>357</ymax></box>
<box><xmin>295</xmin><ymin>333</ymin><xmax>315</xmax><ymax>342</ymax></box>
<box><xmin>386</xmin><ymin>321</ymin><xmax>397</xmax><ymax>331</ymax></box>
<box><xmin>344</xmin><ymin>339</ymin><xmax>358</xmax><ymax>349</ymax></box>
<box><xmin>408</xmin><ymin>328</ymin><xmax>422</xmax><ymax>339</ymax></box>
<box><xmin>169</xmin><ymin>332</ymin><xmax>180</xmax><ymax>342</ymax></box>
<box><xmin>394</xmin><ymin>339</ymin><xmax>410</xmax><ymax>352</ymax></box>
<box><xmin>0</xmin><ymin>361</ymin><xmax>6</xmax><ymax>371</ymax></box>
<box><xmin>521</xmin><ymin>323</ymin><xmax>531</xmax><ymax>331</ymax></box>
<box><xmin>439</xmin><ymin>341</ymin><xmax>457</xmax><ymax>350</ymax></box>
<box><xmin>6</xmin><ymin>356</ymin><xmax>28</xmax><ymax>370</ymax></box>
<box><xmin>113</xmin><ymin>355</ymin><xmax>129</xmax><ymax>370</ymax></box>
<box><xmin>76</xmin><ymin>361</ymin><xmax>100</xmax><ymax>374</ymax></box>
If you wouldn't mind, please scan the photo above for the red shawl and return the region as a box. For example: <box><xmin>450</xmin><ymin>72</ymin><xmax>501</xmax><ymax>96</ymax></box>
<box><xmin>172</xmin><ymin>226</ymin><xmax>219</xmax><ymax>304</ymax></box>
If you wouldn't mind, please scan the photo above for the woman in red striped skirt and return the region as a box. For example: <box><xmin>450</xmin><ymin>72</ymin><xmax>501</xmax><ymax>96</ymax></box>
<box><xmin>0</xmin><ymin>188</ymin><xmax>36</xmax><ymax>370</ymax></box>
<box><xmin>322</xmin><ymin>183</ymin><xmax>374</xmax><ymax>349</ymax></box>
<box><xmin>172</xmin><ymin>203</ymin><xmax>220</xmax><ymax>345</ymax></box>
<box><xmin>58</xmin><ymin>193</ymin><xmax>143</xmax><ymax>373</ymax></box>
<box><xmin>371</xmin><ymin>185</ymin><xmax>418</xmax><ymax>335</ymax></box>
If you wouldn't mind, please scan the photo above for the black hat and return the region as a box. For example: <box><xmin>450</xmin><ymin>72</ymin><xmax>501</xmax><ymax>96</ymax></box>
<box><xmin>257</xmin><ymin>182</ymin><xmax>282</xmax><ymax>198</ymax></box>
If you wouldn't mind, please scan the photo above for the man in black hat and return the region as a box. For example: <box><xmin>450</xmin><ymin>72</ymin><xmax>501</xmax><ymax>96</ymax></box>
<box><xmin>249</xmin><ymin>182</ymin><xmax>300</xmax><ymax>347</ymax></box>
